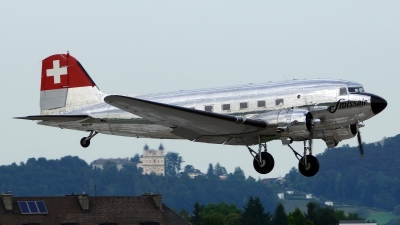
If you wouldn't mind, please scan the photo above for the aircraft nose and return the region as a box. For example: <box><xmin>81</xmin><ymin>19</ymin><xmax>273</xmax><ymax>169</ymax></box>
<box><xmin>371</xmin><ymin>94</ymin><xmax>387</xmax><ymax>115</ymax></box>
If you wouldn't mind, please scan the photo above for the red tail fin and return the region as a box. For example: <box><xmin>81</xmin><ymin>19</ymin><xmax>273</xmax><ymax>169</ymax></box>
<box><xmin>40</xmin><ymin>53</ymin><xmax>102</xmax><ymax>114</ymax></box>
<box><xmin>41</xmin><ymin>54</ymin><xmax>96</xmax><ymax>91</ymax></box>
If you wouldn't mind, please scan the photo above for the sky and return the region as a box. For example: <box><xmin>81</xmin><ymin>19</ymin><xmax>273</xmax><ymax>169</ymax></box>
<box><xmin>1</xmin><ymin>1</ymin><xmax>399</xmax><ymax>179</ymax></box>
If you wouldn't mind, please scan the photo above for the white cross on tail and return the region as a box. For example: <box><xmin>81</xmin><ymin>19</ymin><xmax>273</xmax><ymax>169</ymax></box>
<box><xmin>46</xmin><ymin>60</ymin><xmax>67</xmax><ymax>84</ymax></box>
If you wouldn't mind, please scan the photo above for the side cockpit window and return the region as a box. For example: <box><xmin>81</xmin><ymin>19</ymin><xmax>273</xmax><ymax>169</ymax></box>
<box><xmin>339</xmin><ymin>87</ymin><xmax>348</xmax><ymax>96</ymax></box>
<box><xmin>348</xmin><ymin>87</ymin><xmax>365</xmax><ymax>93</ymax></box>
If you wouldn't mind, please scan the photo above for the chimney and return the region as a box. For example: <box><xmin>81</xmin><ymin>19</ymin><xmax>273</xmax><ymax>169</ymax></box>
<box><xmin>142</xmin><ymin>193</ymin><xmax>163</xmax><ymax>210</ymax></box>
<box><xmin>78</xmin><ymin>194</ymin><xmax>89</xmax><ymax>212</ymax></box>
<box><xmin>1</xmin><ymin>193</ymin><xmax>13</xmax><ymax>213</ymax></box>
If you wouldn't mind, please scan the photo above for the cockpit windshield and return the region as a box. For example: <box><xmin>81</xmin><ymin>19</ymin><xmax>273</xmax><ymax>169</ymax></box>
<box><xmin>348</xmin><ymin>87</ymin><xmax>365</xmax><ymax>93</ymax></box>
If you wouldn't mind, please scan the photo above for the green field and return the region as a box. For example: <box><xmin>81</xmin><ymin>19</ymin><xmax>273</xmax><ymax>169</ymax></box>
<box><xmin>366</xmin><ymin>212</ymin><xmax>398</xmax><ymax>225</ymax></box>
<box><xmin>283</xmin><ymin>199</ymin><xmax>399</xmax><ymax>225</ymax></box>
<box><xmin>282</xmin><ymin>199</ymin><xmax>310</xmax><ymax>213</ymax></box>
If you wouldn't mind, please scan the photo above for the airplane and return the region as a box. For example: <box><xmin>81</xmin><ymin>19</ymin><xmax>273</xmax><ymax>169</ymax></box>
<box><xmin>16</xmin><ymin>53</ymin><xmax>388</xmax><ymax>177</ymax></box>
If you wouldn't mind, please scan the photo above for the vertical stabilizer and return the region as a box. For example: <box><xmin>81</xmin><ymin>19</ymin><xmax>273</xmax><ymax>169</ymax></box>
<box><xmin>40</xmin><ymin>53</ymin><xmax>102</xmax><ymax>115</ymax></box>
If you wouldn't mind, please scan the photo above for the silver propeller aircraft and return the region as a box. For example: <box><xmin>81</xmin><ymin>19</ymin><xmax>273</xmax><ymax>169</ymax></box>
<box><xmin>16</xmin><ymin>53</ymin><xmax>387</xmax><ymax>177</ymax></box>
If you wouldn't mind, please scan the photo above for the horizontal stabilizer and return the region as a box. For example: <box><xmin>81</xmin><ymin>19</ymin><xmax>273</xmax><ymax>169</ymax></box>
<box><xmin>14</xmin><ymin>115</ymin><xmax>90</xmax><ymax>122</ymax></box>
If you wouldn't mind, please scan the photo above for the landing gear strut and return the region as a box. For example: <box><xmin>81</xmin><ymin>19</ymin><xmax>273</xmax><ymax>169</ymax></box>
<box><xmin>288</xmin><ymin>140</ymin><xmax>319</xmax><ymax>177</ymax></box>
<box><xmin>243</xmin><ymin>136</ymin><xmax>275</xmax><ymax>174</ymax></box>
<box><xmin>80</xmin><ymin>131</ymin><xmax>98</xmax><ymax>148</ymax></box>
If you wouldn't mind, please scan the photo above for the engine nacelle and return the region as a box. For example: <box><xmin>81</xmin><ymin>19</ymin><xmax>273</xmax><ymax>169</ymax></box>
<box><xmin>322</xmin><ymin>124</ymin><xmax>358</xmax><ymax>148</ymax></box>
<box><xmin>260</xmin><ymin>109</ymin><xmax>313</xmax><ymax>142</ymax></box>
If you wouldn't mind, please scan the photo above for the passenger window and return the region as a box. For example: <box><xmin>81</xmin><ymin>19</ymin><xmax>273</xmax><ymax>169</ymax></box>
<box><xmin>339</xmin><ymin>87</ymin><xmax>348</xmax><ymax>96</ymax></box>
<box><xmin>205</xmin><ymin>105</ymin><xmax>213</xmax><ymax>112</ymax></box>
<box><xmin>257</xmin><ymin>100</ymin><xmax>266</xmax><ymax>108</ymax></box>
<box><xmin>222</xmin><ymin>104</ymin><xmax>230</xmax><ymax>111</ymax></box>
<box><xmin>240</xmin><ymin>102</ymin><xmax>248</xmax><ymax>109</ymax></box>
<box><xmin>275</xmin><ymin>99</ymin><xmax>284</xmax><ymax>106</ymax></box>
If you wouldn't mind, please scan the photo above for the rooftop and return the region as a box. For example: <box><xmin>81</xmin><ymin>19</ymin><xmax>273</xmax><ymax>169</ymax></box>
<box><xmin>0</xmin><ymin>193</ymin><xmax>189</xmax><ymax>225</ymax></box>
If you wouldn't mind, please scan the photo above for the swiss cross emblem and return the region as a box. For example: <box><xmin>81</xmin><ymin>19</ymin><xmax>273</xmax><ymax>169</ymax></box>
<box><xmin>46</xmin><ymin>60</ymin><xmax>67</xmax><ymax>84</ymax></box>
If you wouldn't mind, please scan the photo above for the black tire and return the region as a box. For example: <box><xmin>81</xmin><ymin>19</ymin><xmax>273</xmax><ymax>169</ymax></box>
<box><xmin>80</xmin><ymin>137</ymin><xmax>90</xmax><ymax>148</ymax></box>
<box><xmin>298</xmin><ymin>155</ymin><xmax>319</xmax><ymax>177</ymax></box>
<box><xmin>253</xmin><ymin>152</ymin><xmax>275</xmax><ymax>174</ymax></box>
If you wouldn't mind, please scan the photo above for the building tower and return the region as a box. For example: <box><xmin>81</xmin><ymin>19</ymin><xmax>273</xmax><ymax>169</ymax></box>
<box><xmin>139</xmin><ymin>144</ymin><xmax>165</xmax><ymax>176</ymax></box>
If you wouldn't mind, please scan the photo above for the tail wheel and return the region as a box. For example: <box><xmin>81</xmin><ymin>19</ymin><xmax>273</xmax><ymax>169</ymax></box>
<box><xmin>80</xmin><ymin>137</ymin><xmax>90</xmax><ymax>148</ymax></box>
<box><xmin>253</xmin><ymin>152</ymin><xmax>275</xmax><ymax>174</ymax></box>
<box><xmin>298</xmin><ymin>155</ymin><xmax>319</xmax><ymax>177</ymax></box>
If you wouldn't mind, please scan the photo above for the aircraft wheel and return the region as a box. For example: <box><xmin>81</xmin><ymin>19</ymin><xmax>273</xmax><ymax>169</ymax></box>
<box><xmin>298</xmin><ymin>155</ymin><xmax>319</xmax><ymax>177</ymax></box>
<box><xmin>80</xmin><ymin>137</ymin><xmax>90</xmax><ymax>148</ymax></box>
<box><xmin>253</xmin><ymin>152</ymin><xmax>275</xmax><ymax>174</ymax></box>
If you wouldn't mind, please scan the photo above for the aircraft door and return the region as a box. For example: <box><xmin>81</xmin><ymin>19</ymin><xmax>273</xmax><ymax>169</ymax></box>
<box><xmin>332</xmin><ymin>86</ymin><xmax>350</xmax><ymax>125</ymax></box>
<box><xmin>337</xmin><ymin>87</ymin><xmax>349</xmax><ymax>102</ymax></box>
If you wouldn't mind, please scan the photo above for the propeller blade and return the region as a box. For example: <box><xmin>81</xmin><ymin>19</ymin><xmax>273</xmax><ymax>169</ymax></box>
<box><xmin>357</xmin><ymin>131</ymin><xmax>364</xmax><ymax>157</ymax></box>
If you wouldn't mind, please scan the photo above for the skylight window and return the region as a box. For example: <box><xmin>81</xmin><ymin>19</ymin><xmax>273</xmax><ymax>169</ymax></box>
<box><xmin>18</xmin><ymin>201</ymin><xmax>48</xmax><ymax>214</ymax></box>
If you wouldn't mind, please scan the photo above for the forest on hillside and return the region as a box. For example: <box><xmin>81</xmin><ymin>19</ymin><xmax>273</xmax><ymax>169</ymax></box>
<box><xmin>186</xmin><ymin>200</ymin><xmax>364</xmax><ymax>225</ymax></box>
<box><xmin>1</xmin><ymin>134</ymin><xmax>400</xmax><ymax>214</ymax></box>
<box><xmin>0</xmin><ymin>156</ymin><xmax>276</xmax><ymax>212</ymax></box>
<box><xmin>285</xmin><ymin>134</ymin><xmax>400</xmax><ymax>212</ymax></box>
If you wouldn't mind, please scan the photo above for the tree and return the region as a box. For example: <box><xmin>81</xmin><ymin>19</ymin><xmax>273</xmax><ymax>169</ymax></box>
<box><xmin>305</xmin><ymin>202</ymin><xmax>319</xmax><ymax>223</ymax></box>
<box><xmin>206</xmin><ymin>163</ymin><xmax>214</xmax><ymax>178</ymax></box>
<box><xmin>230</xmin><ymin>167</ymin><xmax>245</xmax><ymax>180</ymax></box>
<box><xmin>285</xmin><ymin>167</ymin><xmax>298</xmax><ymax>183</ymax></box>
<box><xmin>273</xmin><ymin>202</ymin><xmax>287</xmax><ymax>225</ymax></box>
<box><xmin>200</xmin><ymin>202</ymin><xmax>242</xmax><ymax>225</ymax></box>
<box><xmin>184</xmin><ymin>165</ymin><xmax>194</xmax><ymax>172</ymax></box>
<box><xmin>288</xmin><ymin>207</ymin><xmax>306</xmax><ymax>225</ymax></box>
<box><xmin>225</xmin><ymin>213</ymin><xmax>242</xmax><ymax>225</ymax></box>
<box><xmin>214</xmin><ymin>162</ymin><xmax>227</xmax><ymax>176</ymax></box>
<box><xmin>178</xmin><ymin>208</ymin><xmax>191</xmax><ymax>221</ymax></box>
<box><xmin>242</xmin><ymin>196</ymin><xmax>271</xmax><ymax>225</ymax></box>
<box><xmin>201</xmin><ymin>202</ymin><xmax>241</xmax><ymax>216</ymax></box>
<box><xmin>130</xmin><ymin>153</ymin><xmax>140</xmax><ymax>163</ymax></box>
<box><xmin>165</xmin><ymin>152</ymin><xmax>183</xmax><ymax>176</ymax></box>
<box><xmin>315</xmin><ymin>206</ymin><xmax>337</xmax><ymax>225</ymax></box>
<box><xmin>202</xmin><ymin>213</ymin><xmax>225</xmax><ymax>225</ymax></box>
<box><xmin>103</xmin><ymin>161</ymin><xmax>117</xmax><ymax>171</ymax></box>
<box><xmin>191</xmin><ymin>201</ymin><xmax>204</xmax><ymax>225</ymax></box>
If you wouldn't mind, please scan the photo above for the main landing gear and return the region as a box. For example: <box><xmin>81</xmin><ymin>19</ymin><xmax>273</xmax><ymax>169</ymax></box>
<box><xmin>244</xmin><ymin>136</ymin><xmax>319</xmax><ymax>177</ymax></box>
<box><xmin>80</xmin><ymin>131</ymin><xmax>98</xmax><ymax>148</ymax></box>
<box><xmin>244</xmin><ymin>137</ymin><xmax>275</xmax><ymax>174</ymax></box>
<box><xmin>288</xmin><ymin>140</ymin><xmax>320</xmax><ymax>177</ymax></box>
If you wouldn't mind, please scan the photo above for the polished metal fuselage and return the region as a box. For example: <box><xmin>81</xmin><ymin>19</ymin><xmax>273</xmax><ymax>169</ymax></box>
<box><xmin>39</xmin><ymin>79</ymin><xmax>377</xmax><ymax>147</ymax></box>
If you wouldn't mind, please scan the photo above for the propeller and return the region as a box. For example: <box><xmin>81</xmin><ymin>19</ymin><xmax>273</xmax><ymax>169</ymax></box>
<box><xmin>356</xmin><ymin>122</ymin><xmax>365</xmax><ymax>157</ymax></box>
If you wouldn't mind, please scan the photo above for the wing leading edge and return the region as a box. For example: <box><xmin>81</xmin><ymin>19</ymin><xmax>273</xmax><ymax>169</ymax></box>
<box><xmin>15</xmin><ymin>115</ymin><xmax>90</xmax><ymax>122</ymax></box>
<box><xmin>104</xmin><ymin>95</ymin><xmax>267</xmax><ymax>142</ymax></box>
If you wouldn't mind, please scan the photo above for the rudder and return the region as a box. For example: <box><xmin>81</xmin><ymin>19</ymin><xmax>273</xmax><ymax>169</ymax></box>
<box><xmin>40</xmin><ymin>53</ymin><xmax>102</xmax><ymax>115</ymax></box>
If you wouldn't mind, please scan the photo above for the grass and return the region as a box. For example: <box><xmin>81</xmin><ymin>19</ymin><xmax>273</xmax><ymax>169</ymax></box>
<box><xmin>283</xmin><ymin>199</ymin><xmax>399</xmax><ymax>224</ymax></box>
<box><xmin>366</xmin><ymin>212</ymin><xmax>397</xmax><ymax>225</ymax></box>
<box><xmin>282</xmin><ymin>199</ymin><xmax>312</xmax><ymax>213</ymax></box>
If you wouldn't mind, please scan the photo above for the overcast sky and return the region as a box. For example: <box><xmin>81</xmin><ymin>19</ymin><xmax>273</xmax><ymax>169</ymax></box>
<box><xmin>1</xmin><ymin>1</ymin><xmax>399</xmax><ymax>180</ymax></box>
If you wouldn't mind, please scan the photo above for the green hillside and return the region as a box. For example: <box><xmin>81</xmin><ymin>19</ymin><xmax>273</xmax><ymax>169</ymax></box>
<box><xmin>0</xmin><ymin>156</ymin><xmax>277</xmax><ymax>212</ymax></box>
<box><xmin>284</xmin><ymin>134</ymin><xmax>400</xmax><ymax>212</ymax></box>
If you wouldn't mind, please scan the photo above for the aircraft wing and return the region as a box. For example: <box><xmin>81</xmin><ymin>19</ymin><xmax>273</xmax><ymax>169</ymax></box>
<box><xmin>15</xmin><ymin>115</ymin><xmax>90</xmax><ymax>122</ymax></box>
<box><xmin>104</xmin><ymin>95</ymin><xmax>267</xmax><ymax>141</ymax></box>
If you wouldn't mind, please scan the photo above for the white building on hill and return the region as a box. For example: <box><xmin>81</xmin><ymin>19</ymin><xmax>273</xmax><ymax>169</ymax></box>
<box><xmin>91</xmin><ymin>158</ymin><xmax>137</xmax><ymax>171</ymax></box>
<box><xmin>137</xmin><ymin>144</ymin><xmax>166</xmax><ymax>176</ymax></box>
<box><xmin>91</xmin><ymin>144</ymin><xmax>166</xmax><ymax>176</ymax></box>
